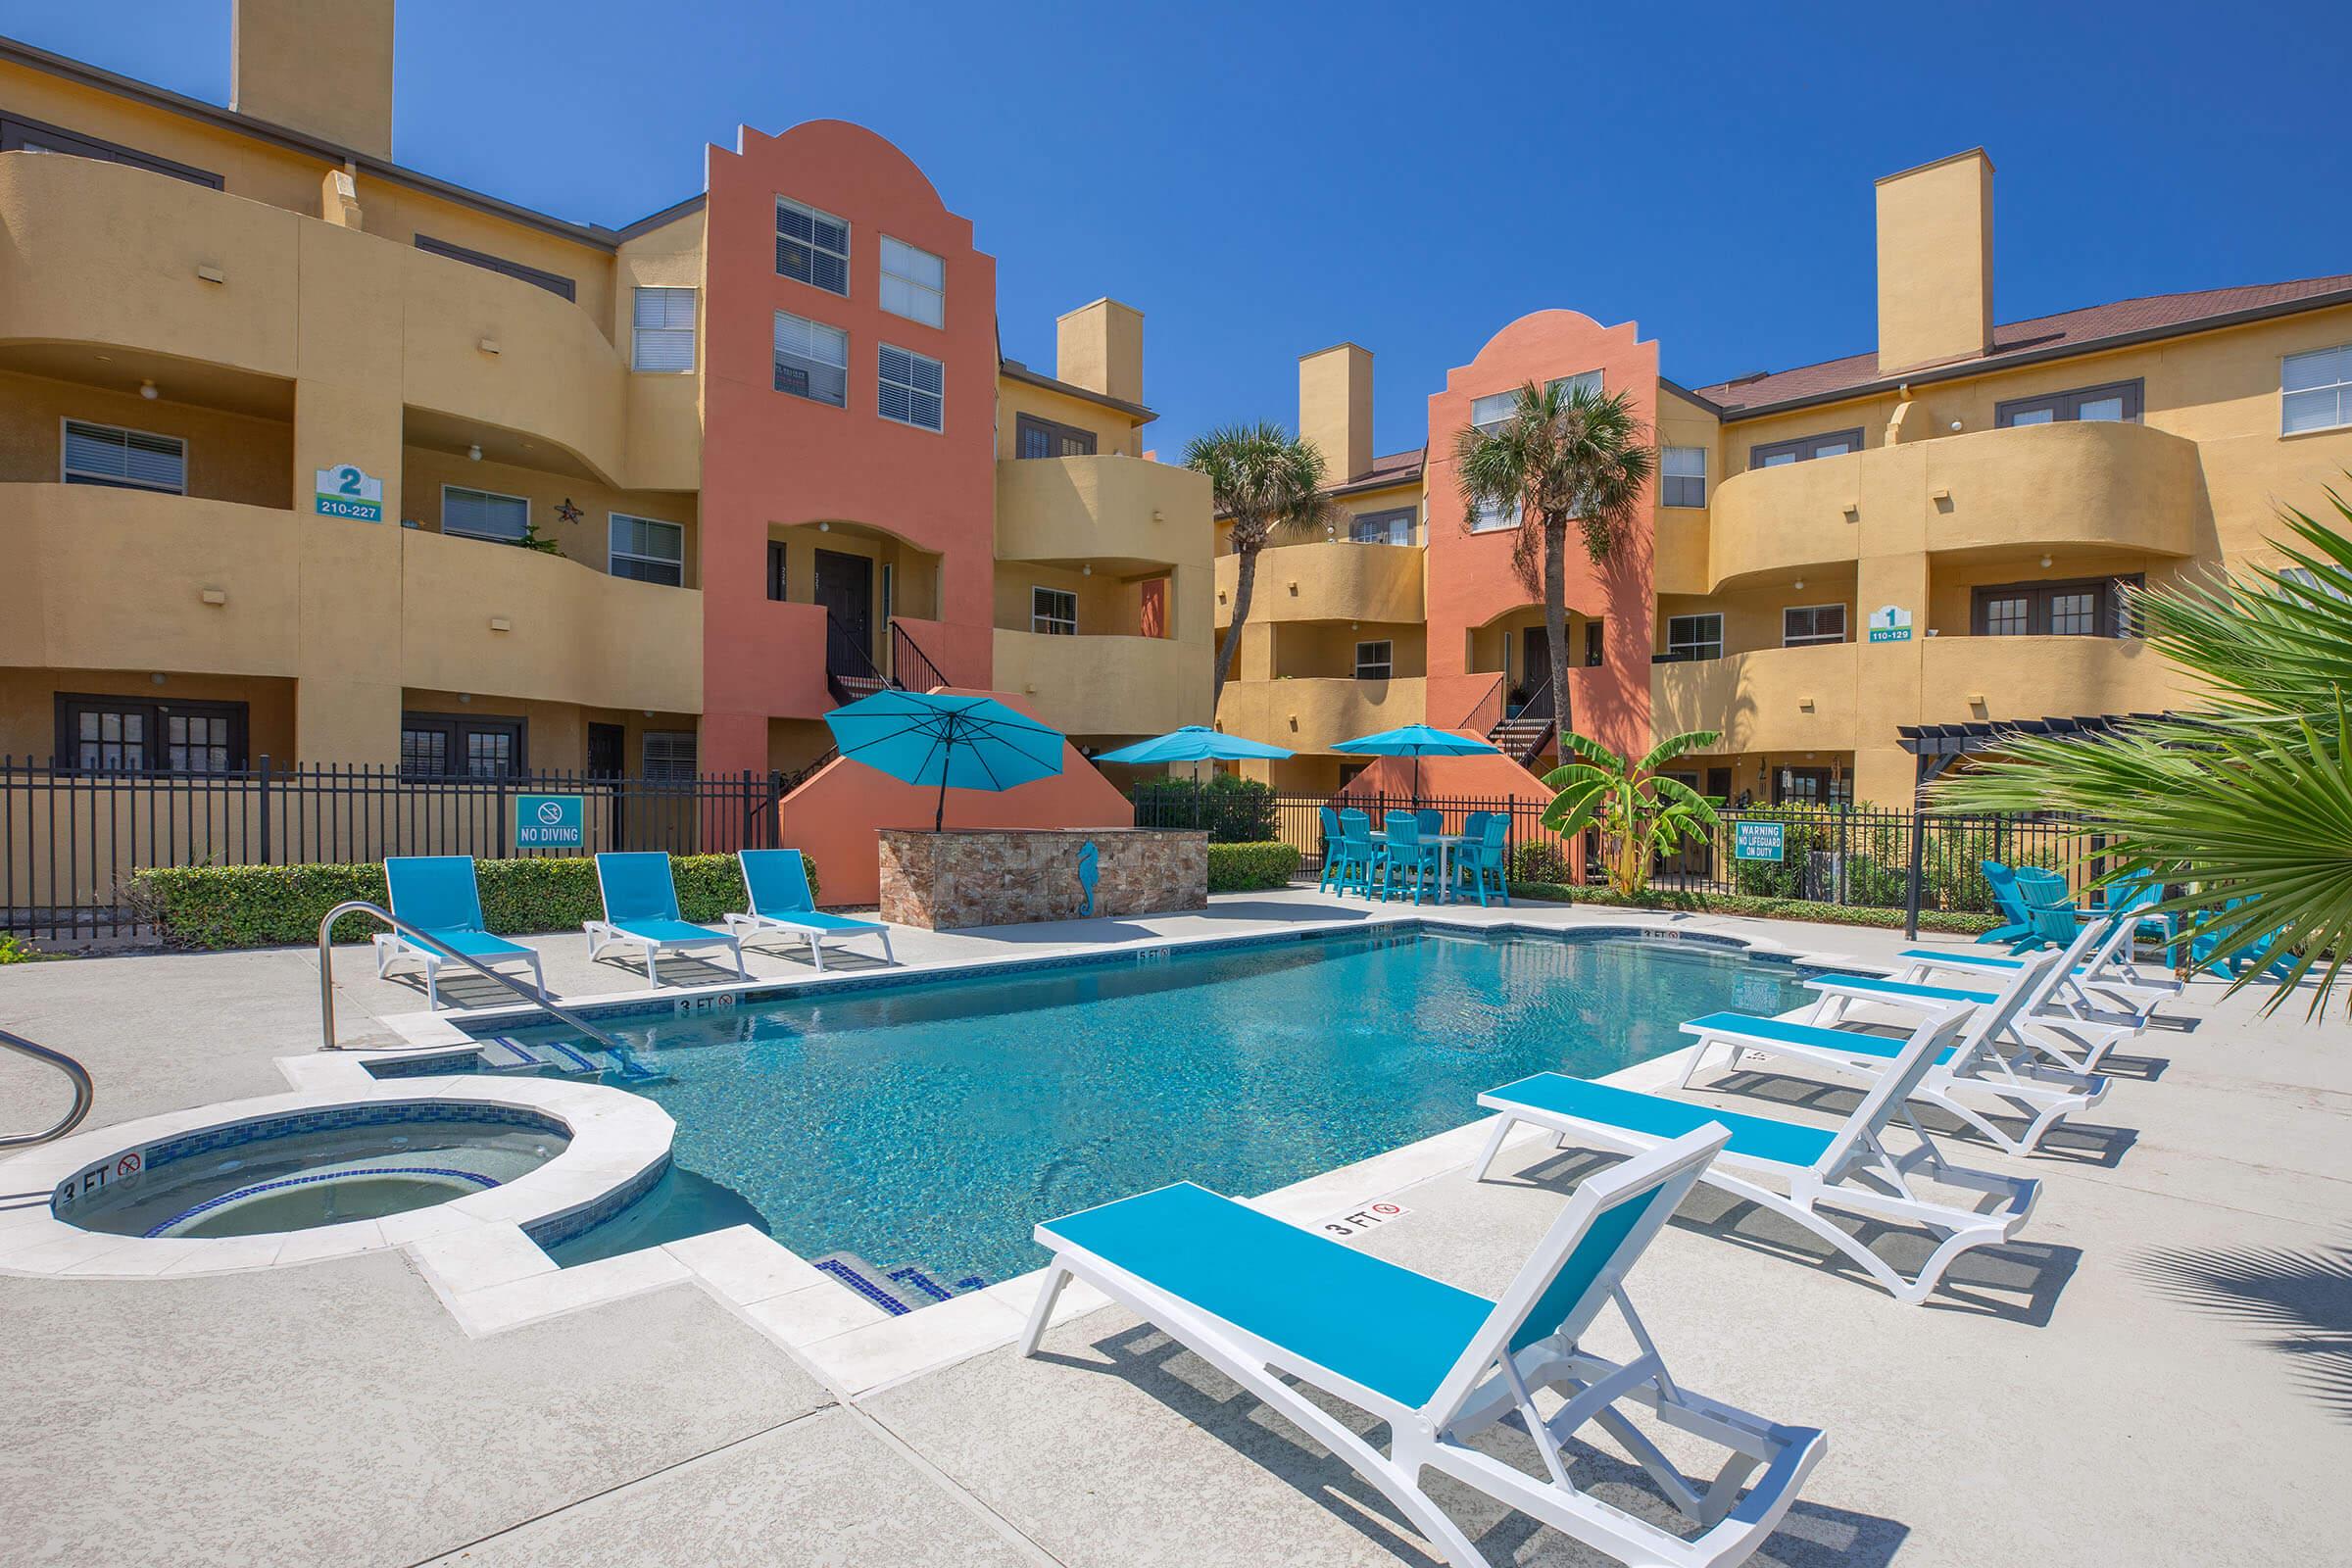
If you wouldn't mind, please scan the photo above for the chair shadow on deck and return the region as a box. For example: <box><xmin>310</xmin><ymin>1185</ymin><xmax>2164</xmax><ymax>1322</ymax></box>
<box><xmin>1699</xmin><ymin>1064</ymin><xmax>2140</xmax><ymax>1169</ymax></box>
<box><xmin>1503</xmin><ymin>1143</ymin><xmax>2081</xmax><ymax>1328</ymax></box>
<box><xmin>2132</xmin><ymin>1240</ymin><xmax>2352</xmax><ymax>1424</ymax></box>
<box><xmin>588</xmin><ymin>950</ymin><xmax>746</xmax><ymax>989</ymax></box>
<box><xmin>1032</xmin><ymin>1318</ymin><xmax>1910</xmax><ymax>1568</ymax></box>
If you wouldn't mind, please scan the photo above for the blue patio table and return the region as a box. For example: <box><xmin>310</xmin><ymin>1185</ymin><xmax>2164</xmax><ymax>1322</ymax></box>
<box><xmin>1366</xmin><ymin>831</ymin><xmax>1473</xmax><ymax>904</ymax></box>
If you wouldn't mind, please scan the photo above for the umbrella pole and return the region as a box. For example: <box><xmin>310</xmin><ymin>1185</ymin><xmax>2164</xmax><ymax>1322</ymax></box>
<box><xmin>935</xmin><ymin>772</ymin><xmax>947</xmax><ymax>832</ymax></box>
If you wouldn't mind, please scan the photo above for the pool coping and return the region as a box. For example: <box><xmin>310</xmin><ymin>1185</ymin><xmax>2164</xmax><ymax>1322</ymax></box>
<box><xmin>6</xmin><ymin>903</ymin><xmax>1869</xmax><ymax>1398</ymax></box>
<box><xmin>0</xmin><ymin>1077</ymin><xmax>673</xmax><ymax>1280</ymax></box>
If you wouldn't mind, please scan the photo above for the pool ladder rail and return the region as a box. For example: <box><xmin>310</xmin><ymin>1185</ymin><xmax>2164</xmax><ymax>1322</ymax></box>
<box><xmin>0</xmin><ymin>1025</ymin><xmax>95</xmax><ymax>1151</ymax></box>
<box><xmin>316</xmin><ymin>900</ymin><xmax>631</xmax><ymax>1063</ymax></box>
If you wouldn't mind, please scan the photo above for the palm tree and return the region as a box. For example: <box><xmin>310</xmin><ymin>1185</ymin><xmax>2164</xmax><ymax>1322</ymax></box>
<box><xmin>1540</xmin><ymin>729</ymin><xmax>1723</xmax><ymax>897</ymax></box>
<box><xmin>1454</xmin><ymin>381</ymin><xmax>1655</xmax><ymax>751</ymax></box>
<box><xmin>1933</xmin><ymin>486</ymin><xmax>2352</xmax><ymax>1014</ymax></box>
<box><xmin>1187</xmin><ymin>422</ymin><xmax>1345</xmax><ymax>711</ymax></box>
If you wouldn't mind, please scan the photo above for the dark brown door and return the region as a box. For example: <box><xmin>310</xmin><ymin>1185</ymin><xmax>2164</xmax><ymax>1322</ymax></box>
<box><xmin>1518</xmin><ymin>626</ymin><xmax>1553</xmax><ymax>717</ymax></box>
<box><xmin>813</xmin><ymin>549</ymin><xmax>873</xmax><ymax>672</ymax></box>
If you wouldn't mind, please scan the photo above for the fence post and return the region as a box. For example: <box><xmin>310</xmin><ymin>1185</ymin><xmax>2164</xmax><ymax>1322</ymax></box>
<box><xmin>257</xmin><ymin>755</ymin><xmax>273</xmax><ymax>867</ymax></box>
<box><xmin>1903</xmin><ymin>806</ymin><xmax>1928</xmax><ymax>941</ymax></box>
<box><xmin>1836</xmin><ymin>801</ymin><xmax>1849</xmax><ymax>906</ymax></box>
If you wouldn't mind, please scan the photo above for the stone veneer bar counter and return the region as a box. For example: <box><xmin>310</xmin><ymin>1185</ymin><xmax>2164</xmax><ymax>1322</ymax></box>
<box><xmin>876</xmin><ymin>828</ymin><xmax>1207</xmax><ymax>930</ymax></box>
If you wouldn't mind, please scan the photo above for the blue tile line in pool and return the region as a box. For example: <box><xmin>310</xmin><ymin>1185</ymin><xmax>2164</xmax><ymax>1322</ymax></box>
<box><xmin>143</xmin><ymin>1165</ymin><xmax>501</xmax><ymax>1238</ymax></box>
<box><xmin>127</xmin><ymin>1103</ymin><xmax>568</xmax><ymax>1177</ymax></box>
<box><xmin>443</xmin><ymin>919</ymin><xmax>1807</xmax><ymax>1044</ymax></box>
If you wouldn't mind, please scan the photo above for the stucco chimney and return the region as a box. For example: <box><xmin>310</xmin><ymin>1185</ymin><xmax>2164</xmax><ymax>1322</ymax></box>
<box><xmin>1055</xmin><ymin>298</ymin><xmax>1145</xmax><ymax>407</ymax></box>
<box><xmin>1875</xmin><ymin>149</ymin><xmax>1994</xmax><ymax>374</ymax></box>
<box><xmin>1298</xmin><ymin>343</ymin><xmax>1373</xmax><ymax>483</ymax></box>
<box><xmin>232</xmin><ymin>0</ymin><xmax>396</xmax><ymax>160</ymax></box>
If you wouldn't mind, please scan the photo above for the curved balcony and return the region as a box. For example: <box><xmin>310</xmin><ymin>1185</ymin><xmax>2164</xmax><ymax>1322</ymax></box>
<box><xmin>1214</xmin><ymin>675</ymin><xmax>1428</xmax><ymax>755</ymax></box>
<box><xmin>1650</xmin><ymin>643</ymin><xmax>1860</xmax><ymax>756</ymax></box>
<box><xmin>1708</xmin><ymin>420</ymin><xmax>2205</xmax><ymax>590</ymax></box>
<box><xmin>400</xmin><ymin>529</ymin><xmax>702</xmax><ymax>714</ymax></box>
<box><xmin>1918</xmin><ymin>634</ymin><xmax>2183</xmax><ymax>725</ymax></box>
<box><xmin>0</xmin><ymin>484</ymin><xmax>701</xmax><ymax>714</ymax></box>
<box><xmin>0</xmin><ymin>152</ymin><xmax>643</xmax><ymax>484</ymax></box>
<box><xmin>995</xmin><ymin>455</ymin><xmax>1210</xmax><ymax>571</ymax></box>
<box><xmin>1213</xmin><ymin>541</ymin><xmax>1424</xmax><ymax>629</ymax></box>
<box><xmin>992</xmin><ymin>628</ymin><xmax>1210</xmax><ymax>737</ymax></box>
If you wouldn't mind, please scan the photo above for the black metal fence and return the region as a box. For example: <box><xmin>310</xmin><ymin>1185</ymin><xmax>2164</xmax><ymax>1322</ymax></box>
<box><xmin>1133</xmin><ymin>784</ymin><xmax>2094</xmax><ymax>926</ymax></box>
<box><xmin>1</xmin><ymin>759</ymin><xmax>782</xmax><ymax>944</ymax></box>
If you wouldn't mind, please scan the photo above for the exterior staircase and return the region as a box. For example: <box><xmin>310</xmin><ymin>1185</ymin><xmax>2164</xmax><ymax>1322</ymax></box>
<box><xmin>1489</xmin><ymin>714</ymin><xmax>1555</xmax><ymax>769</ymax></box>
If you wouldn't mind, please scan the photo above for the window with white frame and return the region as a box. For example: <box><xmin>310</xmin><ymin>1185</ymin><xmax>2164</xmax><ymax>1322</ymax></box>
<box><xmin>1469</xmin><ymin>389</ymin><xmax>1519</xmax><ymax>434</ymax></box>
<box><xmin>879</xmin><ymin>236</ymin><xmax>945</xmax><ymax>327</ymax></box>
<box><xmin>1546</xmin><ymin>368</ymin><xmax>1603</xmax><ymax>400</ymax></box>
<box><xmin>1662</xmin><ymin>446</ymin><xmax>1707</xmax><ymax>508</ymax></box>
<box><xmin>631</xmin><ymin>287</ymin><xmax>696</xmax><ymax>372</ymax></box>
<box><xmin>878</xmin><ymin>343</ymin><xmax>945</xmax><ymax>431</ymax></box>
<box><xmin>1354</xmin><ymin>639</ymin><xmax>1394</xmax><ymax>680</ymax></box>
<box><xmin>62</xmin><ymin>419</ymin><xmax>185</xmax><ymax>493</ymax></box>
<box><xmin>774</xmin><ymin>310</ymin><xmax>849</xmax><ymax>407</ymax></box>
<box><xmin>1031</xmin><ymin>586</ymin><xmax>1077</xmax><ymax>635</ymax></box>
<box><xmin>442</xmin><ymin>485</ymin><xmax>529</xmax><ymax>543</ymax></box>
<box><xmin>642</xmin><ymin>730</ymin><xmax>698</xmax><ymax>781</ymax></box>
<box><xmin>610</xmin><ymin>514</ymin><xmax>685</xmax><ymax>586</ymax></box>
<box><xmin>2283</xmin><ymin>345</ymin><xmax>2352</xmax><ymax>435</ymax></box>
<box><xmin>775</xmin><ymin>195</ymin><xmax>850</xmax><ymax>295</ymax></box>
<box><xmin>1782</xmin><ymin>604</ymin><xmax>1846</xmax><ymax>647</ymax></box>
<box><xmin>2279</xmin><ymin>565</ymin><xmax>2350</xmax><ymax>603</ymax></box>
<box><xmin>1469</xmin><ymin>495</ymin><xmax>1521</xmax><ymax>533</ymax></box>
<box><xmin>1665</xmin><ymin>612</ymin><xmax>1723</xmax><ymax>662</ymax></box>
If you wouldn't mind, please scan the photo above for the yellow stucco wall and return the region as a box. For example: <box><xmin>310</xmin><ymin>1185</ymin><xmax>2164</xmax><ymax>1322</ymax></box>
<box><xmin>996</xmin><ymin>374</ymin><xmax>1146</xmax><ymax>459</ymax></box>
<box><xmin>1216</xmin><ymin>675</ymin><xmax>1427</xmax><ymax>758</ymax></box>
<box><xmin>991</xmin><ymin>627</ymin><xmax>1209</xmax><ymax>739</ymax></box>
<box><xmin>1213</xmin><ymin>541</ymin><xmax>1425</xmax><ymax>629</ymax></box>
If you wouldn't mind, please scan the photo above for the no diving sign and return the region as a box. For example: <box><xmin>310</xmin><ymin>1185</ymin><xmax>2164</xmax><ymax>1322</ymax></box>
<box><xmin>1323</xmin><ymin>1200</ymin><xmax>1409</xmax><ymax>1240</ymax></box>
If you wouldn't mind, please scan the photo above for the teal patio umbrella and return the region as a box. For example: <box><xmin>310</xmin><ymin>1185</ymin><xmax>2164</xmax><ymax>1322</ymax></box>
<box><xmin>1332</xmin><ymin>723</ymin><xmax>1500</xmax><ymax>808</ymax></box>
<box><xmin>824</xmin><ymin>690</ymin><xmax>1066</xmax><ymax>830</ymax></box>
<box><xmin>1093</xmin><ymin>726</ymin><xmax>1293</xmax><ymax>765</ymax></box>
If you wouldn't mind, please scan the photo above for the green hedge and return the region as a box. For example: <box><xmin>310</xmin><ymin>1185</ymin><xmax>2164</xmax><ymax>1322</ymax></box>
<box><xmin>128</xmin><ymin>853</ymin><xmax>817</xmax><ymax>952</ymax></box>
<box><xmin>1134</xmin><ymin>775</ymin><xmax>1280</xmax><ymax>843</ymax></box>
<box><xmin>1507</xmin><ymin>880</ymin><xmax>2001</xmax><ymax>936</ymax></box>
<box><xmin>1206</xmin><ymin>841</ymin><xmax>1300</xmax><ymax>893</ymax></box>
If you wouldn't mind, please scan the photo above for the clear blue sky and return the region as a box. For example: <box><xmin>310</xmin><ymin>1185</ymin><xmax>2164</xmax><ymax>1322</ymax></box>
<box><xmin>10</xmin><ymin>0</ymin><xmax>2348</xmax><ymax>460</ymax></box>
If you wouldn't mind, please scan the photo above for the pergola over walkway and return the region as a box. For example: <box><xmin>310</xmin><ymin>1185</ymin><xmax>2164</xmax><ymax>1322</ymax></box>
<box><xmin>1890</xmin><ymin>710</ymin><xmax>2180</xmax><ymax>936</ymax></box>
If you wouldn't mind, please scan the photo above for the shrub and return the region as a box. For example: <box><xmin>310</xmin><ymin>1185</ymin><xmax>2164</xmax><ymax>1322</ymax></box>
<box><xmin>1133</xmin><ymin>773</ymin><xmax>1279</xmax><ymax>843</ymax></box>
<box><xmin>0</xmin><ymin>932</ymin><xmax>42</xmax><ymax>964</ymax></box>
<box><xmin>1511</xmin><ymin>839</ymin><xmax>1576</xmax><ymax>885</ymax></box>
<box><xmin>129</xmin><ymin>853</ymin><xmax>817</xmax><ymax>952</ymax></box>
<box><xmin>1207</xmin><ymin>841</ymin><xmax>1300</xmax><ymax>893</ymax></box>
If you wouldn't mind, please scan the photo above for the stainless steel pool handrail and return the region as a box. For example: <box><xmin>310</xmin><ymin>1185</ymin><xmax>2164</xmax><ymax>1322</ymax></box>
<box><xmin>0</xmin><ymin>1026</ymin><xmax>95</xmax><ymax>1150</ymax></box>
<box><xmin>317</xmin><ymin>901</ymin><xmax>626</xmax><ymax>1055</ymax></box>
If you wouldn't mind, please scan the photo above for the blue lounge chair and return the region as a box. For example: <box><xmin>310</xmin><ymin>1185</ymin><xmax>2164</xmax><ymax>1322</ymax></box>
<box><xmin>1025</xmin><ymin>1128</ymin><xmax>1824</xmax><ymax>1568</ymax></box>
<box><xmin>1384</xmin><ymin>811</ymin><xmax>1444</xmax><ymax>905</ymax></box>
<box><xmin>375</xmin><ymin>856</ymin><xmax>547</xmax><ymax>1010</ymax></box>
<box><xmin>724</xmin><ymin>849</ymin><xmax>894</xmax><ymax>971</ymax></box>
<box><xmin>1478</xmin><ymin>954</ymin><xmax>2058</xmax><ymax>1304</ymax></box>
<box><xmin>585</xmin><ymin>852</ymin><xmax>748</xmax><ymax>986</ymax></box>
<box><xmin>1683</xmin><ymin>922</ymin><xmax>2109</xmax><ymax>1155</ymax></box>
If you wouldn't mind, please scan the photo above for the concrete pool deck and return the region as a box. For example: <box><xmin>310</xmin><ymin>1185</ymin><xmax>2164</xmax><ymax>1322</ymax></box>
<box><xmin>3</xmin><ymin>888</ymin><xmax>2348</xmax><ymax>1565</ymax></box>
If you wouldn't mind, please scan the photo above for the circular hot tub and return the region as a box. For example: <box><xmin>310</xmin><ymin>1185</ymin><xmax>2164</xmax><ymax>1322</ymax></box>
<box><xmin>55</xmin><ymin>1102</ymin><xmax>572</xmax><ymax>1240</ymax></box>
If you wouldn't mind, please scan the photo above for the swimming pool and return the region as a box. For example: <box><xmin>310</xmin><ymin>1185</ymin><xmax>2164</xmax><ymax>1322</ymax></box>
<box><xmin>488</xmin><ymin>927</ymin><xmax>1817</xmax><ymax>1288</ymax></box>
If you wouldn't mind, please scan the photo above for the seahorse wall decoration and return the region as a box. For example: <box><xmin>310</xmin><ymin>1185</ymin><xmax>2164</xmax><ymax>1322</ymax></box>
<box><xmin>1078</xmin><ymin>839</ymin><xmax>1099</xmax><ymax>917</ymax></box>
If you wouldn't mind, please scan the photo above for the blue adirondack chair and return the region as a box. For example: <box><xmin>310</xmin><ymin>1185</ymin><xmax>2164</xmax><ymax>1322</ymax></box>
<box><xmin>1452</xmin><ymin>814</ymin><xmax>1511</xmax><ymax>906</ymax></box>
<box><xmin>1383</xmin><ymin>811</ymin><xmax>1445</xmax><ymax>905</ymax></box>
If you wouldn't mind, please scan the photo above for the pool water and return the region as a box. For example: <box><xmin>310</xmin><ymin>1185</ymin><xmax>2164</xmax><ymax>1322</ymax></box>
<box><xmin>514</xmin><ymin>928</ymin><xmax>1815</xmax><ymax>1282</ymax></box>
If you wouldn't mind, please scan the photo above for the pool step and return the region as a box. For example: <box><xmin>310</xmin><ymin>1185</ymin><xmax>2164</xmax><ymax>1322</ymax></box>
<box><xmin>474</xmin><ymin>1036</ymin><xmax>670</xmax><ymax>1085</ymax></box>
<box><xmin>810</xmin><ymin>1250</ymin><xmax>989</xmax><ymax>1316</ymax></box>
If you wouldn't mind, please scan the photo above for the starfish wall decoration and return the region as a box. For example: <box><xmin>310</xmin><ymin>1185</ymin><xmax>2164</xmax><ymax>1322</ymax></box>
<box><xmin>555</xmin><ymin>498</ymin><xmax>584</xmax><ymax>525</ymax></box>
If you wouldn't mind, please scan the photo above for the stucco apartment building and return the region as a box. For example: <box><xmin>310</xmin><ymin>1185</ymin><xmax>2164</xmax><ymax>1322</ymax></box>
<box><xmin>1215</xmin><ymin>150</ymin><xmax>2352</xmax><ymax>808</ymax></box>
<box><xmin>0</xmin><ymin>0</ymin><xmax>1211</xmax><ymax>788</ymax></box>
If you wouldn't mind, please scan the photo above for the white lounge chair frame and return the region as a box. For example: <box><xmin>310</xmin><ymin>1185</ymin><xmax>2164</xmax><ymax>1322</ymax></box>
<box><xmin>1024</xmin><ymin>1128</ymin><xmax>1825</xmax><ymax>1568</ymax></box>
<box><xmin>1477</xmin><ymin>950</ymin><xmax>2062</xmax><ymax>1304</ymax></box>
<box><xmin>1686</xmin><ymin>920</ymin><xmax>2109</xmax><ymax>1155</ymax></box>
<box><xmin>371</xmin><ymin>932</ymin><xmax>545</xmax><ymax>1011</ymax></box>
<box><xmin>1898</xmin><ymin>908</ymin><xmax>2180</xmax><ymax>1035</ymax></box>
<box><xmin>721</xmin><ymin>852</ymin><xmax>895</xmax><ymax>972</ymax></box>
<box><xmin>583</xmin><ymin>856</ymin><xmax>748</xmax><ymax>986</ymax></box>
